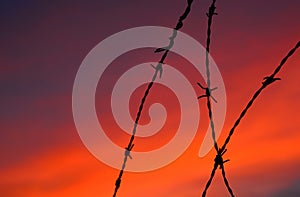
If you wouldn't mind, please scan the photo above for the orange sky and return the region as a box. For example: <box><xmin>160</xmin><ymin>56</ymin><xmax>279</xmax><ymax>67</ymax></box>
<box><xmin>1</xmin><ymin>0</ymin><xmax>300</xmax><ymax>196</ymax></box>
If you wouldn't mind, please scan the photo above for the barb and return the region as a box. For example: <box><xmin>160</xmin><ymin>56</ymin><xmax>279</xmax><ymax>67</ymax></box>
<box><xmin>220</xmin><ymin>41</ymin><xmax>300</xmax><ymax>153</ymax></box>
<box><xmin>112</xmin><ymin>1</ymin><xmax>195</xmax><ymax>196</ymax></box>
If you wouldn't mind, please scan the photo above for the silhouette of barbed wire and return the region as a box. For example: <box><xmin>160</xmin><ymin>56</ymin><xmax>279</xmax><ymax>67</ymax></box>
<box><xmin>220</xmin><ymin>41</ymin><xmax>300</xmax><ymax>153</ymax></box>
<box><xmin>197</xmin><ymin>0</ymin><xmax>235</xmax><ymax>196</ymax></box>
<box><xmin>198</xmin><ymin>0</ymin><xmax>299</xmax><ymax>196</ymax></box>
<box><xmin>197</xmin><ymin>0</ymin><xmax>219</xmax><ymax>152</ymax></box>
<box><xmin>112</xmin><ymin>1</ymin><xmax>195</xmax><ymax>196</ymax></box>
<box><xmin>203</xmin><ymin>40</ymin><xmax>299</xmax><ymax>197</ymax></box>
<box><xmin>198</xmin><ymin>2</ymin><xmax>300</xmax><ymax>193</ymax></box>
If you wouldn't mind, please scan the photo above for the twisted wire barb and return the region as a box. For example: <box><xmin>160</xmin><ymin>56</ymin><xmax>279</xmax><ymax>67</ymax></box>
<box><xmin>112</xmin><ymin>1</ymin><xmax>195</xmax><ymax>196</ymax></box>
<box><xmin>198</xmin><ymin>0</ymin><xmax>235</xmax><ymax>196</ymax></box>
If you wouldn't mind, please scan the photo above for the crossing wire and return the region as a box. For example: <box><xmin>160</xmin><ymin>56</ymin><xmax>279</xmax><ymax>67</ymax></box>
<box><xmin>198</xmin><ymin>1</ymin><xmax>300</xmax><ymax>196</ymax></box>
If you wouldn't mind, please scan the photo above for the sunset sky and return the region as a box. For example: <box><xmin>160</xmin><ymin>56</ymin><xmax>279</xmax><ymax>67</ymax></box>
<box><xmin>1</xmin><ymin>0</ymin><xmax>300</xmax><ymax>196</ymax></box>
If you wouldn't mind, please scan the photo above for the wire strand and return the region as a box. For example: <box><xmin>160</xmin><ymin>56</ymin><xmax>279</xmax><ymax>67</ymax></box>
<box><xmin>112</xmin><ymin>1</ymin><xmax>195</xmax><ymax>196</ymax></box>
<box><xmin>220</xmin><ymin>41</ymin><xmax>300</xmax><ymax>153</ymax></box>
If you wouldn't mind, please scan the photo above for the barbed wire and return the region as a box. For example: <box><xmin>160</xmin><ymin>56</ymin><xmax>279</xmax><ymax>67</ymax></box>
<box><xmin>198</xmin><ymin>1</ymin><xmax>300</xmax><ymax>196</ymax></box>
<box><xmin>203</xmin><ymin>40</ymin><xmax>299</xmax><ymax>197</ymax></box>
<box><xmin>197</xmin><ymin>0</ymin><xmax>235</xmax><ymax>196</ymax></box>
<box><xmin>112</xmin><ymin>1</ymin><xmax>195</xmax><ymax>196</ymax></box>
<box><xmin>220</xmin><ymin>41</ymin><xmax>300</xmax><ymax>153</ymax></box>
<box><xmin>197</xmin><ymin>0</ymin><xmax>219</xmax><ymax>152</ymax></box>
<box><xmin>197</xmin><ymin>0</ymin><xmax>300</xmax><ymax>196</ymax></box>
<box><xmin>110</xmin><ymin>0</ymin><xmax>299</xmax><ymax>196</ymax></box>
